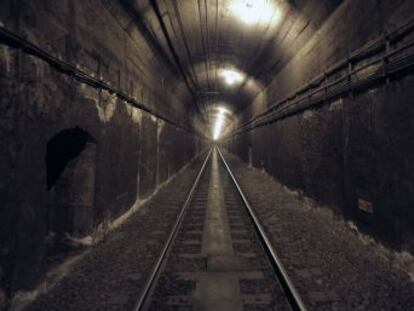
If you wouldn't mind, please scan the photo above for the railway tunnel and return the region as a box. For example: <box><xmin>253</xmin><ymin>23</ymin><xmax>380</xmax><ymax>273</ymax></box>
<box><xmin>1</xmin><ymin>0</ymin><xmax>414</xmax><ymax>310</ymax></box>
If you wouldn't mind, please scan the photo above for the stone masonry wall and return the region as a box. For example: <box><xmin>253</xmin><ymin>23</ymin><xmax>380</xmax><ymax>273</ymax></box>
<box><xmin>0</xmin><ymin>0</ymin><xmax>201</xmax><ymax>302</ymax></box>
<box><xmin>226</xmin><ymin>0</ymin><xmax>414</xmax><ymax>255</ymax></box>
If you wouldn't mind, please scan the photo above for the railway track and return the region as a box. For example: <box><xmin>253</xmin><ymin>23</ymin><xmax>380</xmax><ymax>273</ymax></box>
<box><xmin>133</xmin><ymin>147</ymin><xmax>307</xmax><ymax>311</ymax></box>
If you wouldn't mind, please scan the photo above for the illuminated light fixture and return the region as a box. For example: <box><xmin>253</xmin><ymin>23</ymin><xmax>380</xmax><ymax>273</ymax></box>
<box><xmin>220</xmin><ymin>69</ymin><xmax>244</xmax><ymax>86</ymax></box>
<box><xmin>212</xmin><ymin>107</ymin><xmax>230</xmax><ymax>141</ymax></box>
<box><xmin>230</xmin><ymin>0</ymin><xmax>277</xmax><ymax>25</ymax></box>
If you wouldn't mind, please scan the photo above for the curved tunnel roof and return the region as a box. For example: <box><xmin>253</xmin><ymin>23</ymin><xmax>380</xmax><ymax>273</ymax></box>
<box><xmin>121</xmin><ymin>0</ymin><xmax>343</xmax><ymax>137</ymax></box>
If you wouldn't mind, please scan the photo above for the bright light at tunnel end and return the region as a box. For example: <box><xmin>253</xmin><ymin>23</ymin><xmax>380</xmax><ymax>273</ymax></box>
<box><xmin>230</xmin><ymin>0</ymin><xmax>277</xmax><ymax>25</ymax></box>
<box><xmin>212</xmin><ymin>107</ymin><xmax>231</xmax><ymax>141</ymax></box>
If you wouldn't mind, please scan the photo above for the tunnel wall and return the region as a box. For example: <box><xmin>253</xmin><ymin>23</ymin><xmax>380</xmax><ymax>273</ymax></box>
<box><xmin>226</xmin><ymin>0</ymin><xmax>414</xmax><ymax>254</ymax></box>
<box><xmin>0</xmin><ymin>0</ymin><xmax>201</xmax><ymax>300</ymax></box>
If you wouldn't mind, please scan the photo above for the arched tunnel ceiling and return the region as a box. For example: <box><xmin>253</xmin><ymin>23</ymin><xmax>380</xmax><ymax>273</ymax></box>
<box><xmin>120</xmin><ymin>0</ymin><xmax>343</xmax><ymax>133</ymax></box>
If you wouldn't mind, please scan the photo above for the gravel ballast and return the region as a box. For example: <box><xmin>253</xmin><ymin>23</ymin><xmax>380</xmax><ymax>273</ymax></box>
<box><xmin>223</xmin><ymin>150</ymin><xmax>414</xmax><ymax>311</ymax></box>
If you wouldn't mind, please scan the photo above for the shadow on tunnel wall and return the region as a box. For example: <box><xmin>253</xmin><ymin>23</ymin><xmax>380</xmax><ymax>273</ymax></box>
<box><xmin>45</xmin><ymin>127</ymin><xmax>96</xmax><ymax>260</ymax></box>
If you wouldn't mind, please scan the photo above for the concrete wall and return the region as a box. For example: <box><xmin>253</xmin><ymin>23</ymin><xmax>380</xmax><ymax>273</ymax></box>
<box><xmin>0</xmin><ymin>0</ymin><xmax>201</xmax><ymax>299</ymax></box>
<box><xmin>226</xmin><ymin>0</ymin><xmax>414</xmax><ymax>254</ymax></box>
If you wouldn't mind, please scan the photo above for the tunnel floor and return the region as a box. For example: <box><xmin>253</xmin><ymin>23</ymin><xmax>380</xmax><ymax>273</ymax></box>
<box><xmin>25</xmin><ymin>150</ymin><xmax>414</xmax><ymax>311</ymax></box>
<box><xmin>144</xmin><ymin>149</ymin><xmax>291</xmax><ymax>310</ymax></box>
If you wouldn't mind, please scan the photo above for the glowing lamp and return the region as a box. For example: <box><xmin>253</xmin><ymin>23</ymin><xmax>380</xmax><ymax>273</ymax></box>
<box><xmin>230</xmin><ymin>0</ymin><xmax>277</xmax><ymax>25</ymax></box>
<box><xmin>221</xmin><ymin>69</ymin><xmax>244</xmax><ymax>86</ymax></box>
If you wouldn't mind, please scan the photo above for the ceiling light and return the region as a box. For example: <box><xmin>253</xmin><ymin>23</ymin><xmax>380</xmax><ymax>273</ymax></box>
<box><xmin>220</xmin><ymin>69</ymin><xmax>244</xmax><ymax>86</ymax></box>
<box><xmin>230</xmin><ymin>0</ymin><xmax>277</xmax><ymax>25</ymax></box>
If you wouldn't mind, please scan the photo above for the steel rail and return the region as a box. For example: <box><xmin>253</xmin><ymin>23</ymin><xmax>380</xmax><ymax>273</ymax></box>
<box><xmin>217</xmin><ymin>146</ymin><xmax>308</xmax><ymax>311</ymax></box>
<box><xmin>132</xmin><ymin>148</ymin><xmax>212</xmax><ymax>311</ymax></box>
